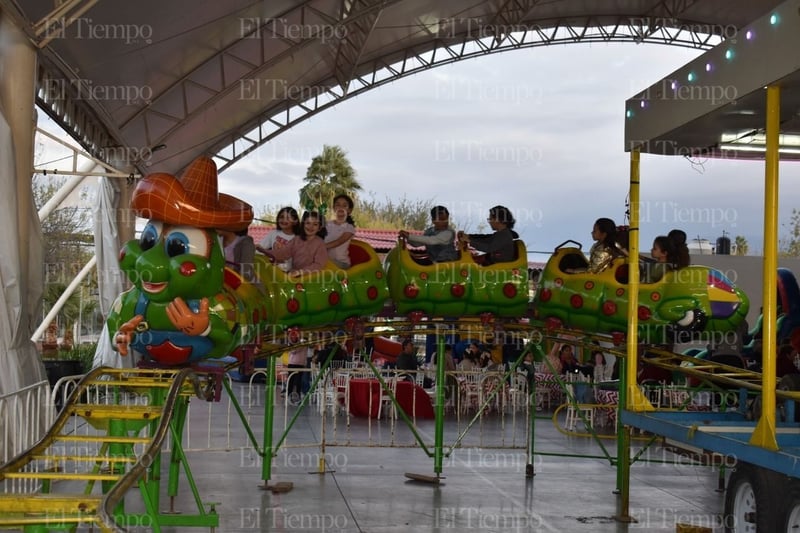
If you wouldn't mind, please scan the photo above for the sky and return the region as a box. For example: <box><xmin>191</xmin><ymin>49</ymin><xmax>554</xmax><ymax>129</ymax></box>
<box><xmin>214</xmin><ymin>42</ymin><xmax>800</xmax><ymax>263</ymax></box>
<box><xmin>38</xmin><ymin>42</ymin><xmax>800</xmax><ymax>263</ymax></box>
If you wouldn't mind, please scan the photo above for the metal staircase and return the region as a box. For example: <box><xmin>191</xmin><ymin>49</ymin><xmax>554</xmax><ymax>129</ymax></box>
<box><xmin>0</xmin><ymin>367</ymin><xmax>219</xmax><ymax>532</ymax></box>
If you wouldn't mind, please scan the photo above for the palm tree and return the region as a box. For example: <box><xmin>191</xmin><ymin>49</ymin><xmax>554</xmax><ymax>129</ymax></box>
<box><xmin>734</xmin><ymin>235</ymin><xmax>749</xmax><ymax>256</ymax></box>
<box><xmin>299</xmin><ymin>145</ymin><xmax>362</xmax><ymax>213</ymax></box>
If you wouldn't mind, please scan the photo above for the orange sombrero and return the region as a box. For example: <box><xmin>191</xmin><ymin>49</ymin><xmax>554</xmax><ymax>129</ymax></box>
<box><xmin>131</xmin><ymin>156</ymin><xmax>253</xmax><ymax>231</ymax></box>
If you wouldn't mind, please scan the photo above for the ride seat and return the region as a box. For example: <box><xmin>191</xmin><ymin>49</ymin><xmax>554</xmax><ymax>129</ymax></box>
<box><xmin>349</xmin><ymin>243</ymin><xmax>371</xmax><ymax>267</ymax></box>
<box><xmin>614</xmin><ymin>264</ymin><xmax>629</xmax><ymax>284</ymax></box>
<box><xmin>558</xmin><ymin>253</ymin><xmax>589</xmax><ymax>272</ymax></box>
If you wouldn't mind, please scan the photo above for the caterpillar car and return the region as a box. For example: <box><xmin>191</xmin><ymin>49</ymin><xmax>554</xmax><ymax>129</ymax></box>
<box><xmin>385</xmin><ymin>238</ymin><xmax>530</xmax><ymax>318</ymax></box>
<box><xmin>533</xmin><ymin>241</ymin><xmax>750</xmax><ymax>343</ymax></box>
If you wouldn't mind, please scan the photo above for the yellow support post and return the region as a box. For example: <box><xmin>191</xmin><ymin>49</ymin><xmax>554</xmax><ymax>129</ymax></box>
<box><xmin>626</xmin><ymin>147</ymin><xmax>653</xmax><ymax>412</ymax></box>
<box><xmin>750</xmin><ymin>85</ymin><xmax>780</xmax><ymax>450</ymax></box>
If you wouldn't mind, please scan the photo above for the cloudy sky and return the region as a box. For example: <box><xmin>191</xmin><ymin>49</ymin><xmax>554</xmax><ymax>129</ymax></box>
<box><xmin>39</xmin><ymin>42</ymin><xmax>800</xmax><ymax>262</ymax></box>
<box><xmin>216</xmin><ymin>42</ymin><xmax>800</xmax><ymax>262</ymax></box>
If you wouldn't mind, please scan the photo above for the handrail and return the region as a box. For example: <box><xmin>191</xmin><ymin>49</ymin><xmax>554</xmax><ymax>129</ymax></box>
<box><xmin>97</xmin><ymin>368</ymin><xmax>202</xmax><ymax>531</ymax></box>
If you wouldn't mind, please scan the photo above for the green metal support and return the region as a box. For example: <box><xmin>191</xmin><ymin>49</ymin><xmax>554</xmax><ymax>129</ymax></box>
<box><xmin>166</xmin><ymin>393</ymin><xmax>189</xmax><ymax>506</ymax></box>
<box><xmin>147</xmin><ymin>386</ymin><xmax>166</xmax><ymax>514</ymax></box>
<box><xmin>262</xmin><ymin>354</ymin><xmax>277</xmax><ymax>483</ymax></box>
<box><xmin>433</xmin><ymin>335</ymin><xmax>446</xmax><ymax>477</ymax></box>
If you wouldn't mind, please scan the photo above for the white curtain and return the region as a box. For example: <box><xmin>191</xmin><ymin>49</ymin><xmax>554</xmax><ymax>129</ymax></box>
<box><xmin>0</xmin><ymin>105</ymin><xmax>46</xmax><ymax>395</ymax></box>
<box><xmin>92</xmin><ymin>177</ymin><xmax>129</xmax><ymax>369</ymax></box>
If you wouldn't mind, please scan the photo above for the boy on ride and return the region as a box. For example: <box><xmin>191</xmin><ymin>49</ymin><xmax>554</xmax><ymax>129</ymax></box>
<box><xmin>398</xmin><ymin>205</ymin><xmax>458</xmax><ymax>264</ymax></box>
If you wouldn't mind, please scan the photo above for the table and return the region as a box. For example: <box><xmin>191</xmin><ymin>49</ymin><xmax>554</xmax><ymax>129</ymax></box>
<box><xmin>348</xmin><ymin>378</ymin><xmax>434</xmax><ymax>419</ymax></box>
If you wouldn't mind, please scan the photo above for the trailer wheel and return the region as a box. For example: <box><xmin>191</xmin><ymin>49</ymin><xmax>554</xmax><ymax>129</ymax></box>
<box><xmin>781</xmin><ymin>479</ymin><xmax>800</xmax><ymax>532</ymax></box>
<box><xmin>724</xmin><ymin>463</ymin><xmax>780</xmax><ymax>532</ymax></box>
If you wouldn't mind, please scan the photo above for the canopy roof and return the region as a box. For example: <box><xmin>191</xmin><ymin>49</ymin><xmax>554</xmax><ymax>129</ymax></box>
<box><xmin>624</xmin><ymin>0</ymin><xmax>800</xmax><ymax>160</ymax></box>
<box><xmin>2</xmin><ymin>0</ymin><xmax>783</xmax><ymax>176</ymax></box>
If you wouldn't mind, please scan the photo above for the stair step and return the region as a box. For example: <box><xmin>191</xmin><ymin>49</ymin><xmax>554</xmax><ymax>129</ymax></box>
<box><xmin>31</xmin><ymin>454</ymin><xmax>137</xmax><ymax>464</ymax></box>
<box><xmin>3</xmin><ymin>471</ymin><xmax>121</xmax><ymax>481</ymax></box>
<box><xmin>55</xmin><ymin>435</ymin><xmax>150</xmax><ymax>445</ymax></box>
<box><xmin>0</xmin><ymin>493</ymin><xmax>102</xmax><ymax>514</ymax></box>
<box><xmin>67</xmin><ymin>404</ymin><xmax>162</xmax><ymax>420</ymax></box>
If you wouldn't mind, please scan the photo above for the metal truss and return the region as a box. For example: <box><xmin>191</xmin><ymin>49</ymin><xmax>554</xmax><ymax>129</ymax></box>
<box><xmin>28</xmin><ymin>0</ymin><xmax>723</xmax><ymax>176</ymax></box>
<box><xmin>213</xmin><ymin>15</ymin><xmax>721</xmax><ymax>173</ymax></box>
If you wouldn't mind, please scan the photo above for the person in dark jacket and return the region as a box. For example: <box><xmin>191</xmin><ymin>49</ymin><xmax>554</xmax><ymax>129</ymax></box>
<box><xmin>396</xmin><ymin>338</ymin><xmax>420</xmax><ymax>382</ymax></box>
<box><xmin>457</xmin><ymin>205</ymin><xmax>519</xmax><ymax>265</ymax></box>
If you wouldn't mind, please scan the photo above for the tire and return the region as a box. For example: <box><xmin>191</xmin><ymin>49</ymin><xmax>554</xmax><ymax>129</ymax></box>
<box><xmin>782</xmin><ymin>479</ymin><xmax>800</xmax><ymax>532</ymax></box>
<box><xmin>724</xmin><ymin>463</ymin><xmax>782</xmax><ymax>532</ymax></box>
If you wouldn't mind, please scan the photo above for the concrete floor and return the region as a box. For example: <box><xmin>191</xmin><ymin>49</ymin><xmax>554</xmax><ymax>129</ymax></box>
<box><xmin>162</xmin><ymin>384</ymin><xmax>726</xmax><ymax>533</ymax></box>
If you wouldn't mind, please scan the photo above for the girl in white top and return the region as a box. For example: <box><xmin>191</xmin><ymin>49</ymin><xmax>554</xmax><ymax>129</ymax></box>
<box><xmin>325</xmin><ymin>194</ymin><xmax>356</xmax><ymax>269</ymax></box>
<box><xmin>257</xmin><ymin>206</ymin><xmax>298</xmax><ymax>272</ymax></box>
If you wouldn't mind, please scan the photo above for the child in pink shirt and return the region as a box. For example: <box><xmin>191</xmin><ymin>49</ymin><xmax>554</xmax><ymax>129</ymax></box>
<box><xmin>265</xmin><ymin>211</ymin><xmax>328</xmax><ymax>277</ymax></box>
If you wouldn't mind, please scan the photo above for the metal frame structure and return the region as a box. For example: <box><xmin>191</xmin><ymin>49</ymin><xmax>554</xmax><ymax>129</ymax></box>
<box><xmin>2</xmin><ymin>0</ymin><xmax>779</xmax><ymax>176</ymax></box>
<box><xmin>619</xmin><ymin>0</ymin><xmax>800</xmax><ymax>527</ymax></box>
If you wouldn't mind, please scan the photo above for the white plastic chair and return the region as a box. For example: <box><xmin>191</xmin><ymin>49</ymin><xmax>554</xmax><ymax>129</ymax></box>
<box><xmin>377</xmin><ymin>377</ymin><xmax>397</xmax><ymax>420</ymax></box>
<box><xmin>320</xmin><ymin>370</ymin><xmax>349</xmax><ymax>416</ymax></box>
<box><xmin>564</xmin><ymin>383</ymin><xmax>594</xmax><ymax>431</ymax></box>
<box><xmin>458</xmin><ymin>372</ymin><xmax>482</xmax><ymax>414</ymax></box>
<box><xmin>507</xmin><ymin>373</ymin><xmax>529</xmax><ymax>412</ymax></box>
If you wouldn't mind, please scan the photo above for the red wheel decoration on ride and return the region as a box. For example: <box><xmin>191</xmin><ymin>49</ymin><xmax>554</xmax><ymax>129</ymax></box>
<box><xmin>616</xmin><ymin>288</ymin><xmax>625</xmax><ymax>297</ymax></box>
<box><xmin>367</xmin><ymin>286</ymin><xmax>378</xmax><ymax>300</ymax></box>
<box><xmin>570</xmin><ymin>294</ymin><xmax>583</xmax><ymax>308</ymax></box>
<box><xmin>179</xmin><ymin>261</ymin><xmax>197</xmax><ymax>276</ymax></box>
<box><xmin>294</xmin><ymin>283</ymin><xmax>304</xmax><ymax>291</ymax></box>
<box><xmin>540</xmin><ymin>288</ymin><xmax>552</xmax><ymax>302</ymax></box>
<box><xmin>419</xmin><ymin>272</ymin><xmax>428</xmax><ymax>280</ymax></box>
<box><xmin>451</xmin><ymin>284</ymin><xmax>465</xmax><ymax>297</ymax></box>
<box><xmin>650</xmin><ymin>292</ymin><xmax>661</xmax><ymax>301</ymax></box>
<box><xmin>512</xmin><ymin>268</ymin><xmax>520</xmax><ymax>276</ymax></box>
<box><xmin>328</xmin><ymin>292</ymin><xmax>340</xmax><ymax>305</ymax></box>
<box><xmin>409</xmin><ymin>311</ymin><xmax>424</xmax><ymax>324</ymax></box>
<box><xmin>554</xmin><ymin>278</ymin><xmax>564</xmax><ymax>287</ymax></box>
<box><xmin>502</xmin><ymin>283</ymin><xmax>517</xmax><ymax>298</ymax></box>
<box><xmin>584</xmin><ymin>281</ymin><xmax>594</xmax><ymax>290</ymax></box>
<box><xmin>602</xmin><ymin>301</ymin><xmax>617</xmax><ymax>315</ymax></box>
<box><xmin>404</xmin><ymin>284</ymin><xmax>420</xmax><ymax>298</ymax></box>
<box><xmin>638</xmin><ymin>305</ymin><xmax>652</xmax><ymax>321</ymax></box>
<box><xmin>611</xmin><ymin>332</ymin><xmax>625</xmax><ymax>345</ymax></box>
<box><xmin>286</xmin><ymin>298</ymin><xmax>300</xmax><ymax>313</ymax></box>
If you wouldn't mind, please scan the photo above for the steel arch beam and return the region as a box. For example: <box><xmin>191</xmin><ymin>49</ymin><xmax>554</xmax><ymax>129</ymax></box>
<box><xmin>213</xmin><ymin>18</ymin><xmax>719</xmax><ymax>173</ymax></box>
